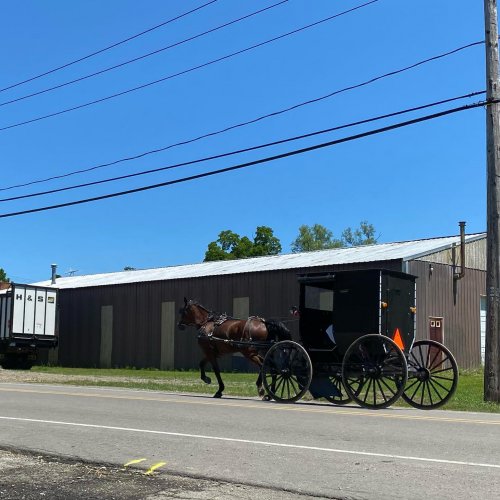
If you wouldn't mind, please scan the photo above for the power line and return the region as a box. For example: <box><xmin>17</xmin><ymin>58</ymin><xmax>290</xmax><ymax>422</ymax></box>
<box><xmin>0</xmin><ymin>1</ymin><xmax>289</xmax><ymax>108</ymax></box>
<box><xmin>0</xmin><ymin>0</ymin><xmax>219</xmax><ymax>94</ymax></box>
<box><xmin>0</xmin><ymin>91</ymin><xmax>484</xmax><ymax>203</ymax></box>
<box><xmin>0</xmin><ymin>0</ymin><xmax>380</xmax><ymax>133</ymax></box>
<box><xmin>0</xmin><ymin>99</ymin><xmax>490</xmax><ymax>219</ymax></box>
<box><xmin>0</xmin><ymin>41</ymin><xmax>484</xmax><ymax>194</ymax></box>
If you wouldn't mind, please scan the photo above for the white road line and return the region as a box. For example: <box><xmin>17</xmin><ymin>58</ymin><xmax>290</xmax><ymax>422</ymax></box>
<box><xmin>0</xmin><ymin>415</ymin><xmax>499</xmax><ymax>470</ymax></box>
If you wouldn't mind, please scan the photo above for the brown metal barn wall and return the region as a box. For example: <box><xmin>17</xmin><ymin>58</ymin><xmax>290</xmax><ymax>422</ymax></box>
<box><xmin>407</xmin><ymin>260</ymin><xmax>485</xmax><ymax>369</ymax></box>
<box><xmin>55</xmin><ymin>260</ymin><xmax>402</xmax><ymax>369</ymax></box>
<box><xmin>59</xmin><ymin>288</ymin><xmax>107</xmax><ymax>367</ymax></box>
<box><xmin>416</xmin><ymin>238</ymin><xmax>486</xmax><ymax>270</ymax></box>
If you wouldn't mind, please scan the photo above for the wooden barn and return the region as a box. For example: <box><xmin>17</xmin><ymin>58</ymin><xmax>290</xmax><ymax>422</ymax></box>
<box><xmin>34</xmin><ymin>232</ymin><xmax>486</xmax><ymax>370</ymax></box>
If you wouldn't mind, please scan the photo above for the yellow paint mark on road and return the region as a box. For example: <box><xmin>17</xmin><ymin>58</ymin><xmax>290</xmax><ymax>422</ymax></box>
<box><xmin>145</xmin><ymin>462</ymin><xmax>167</xmax><ymax>475</ymax></box>
<box><xmin>124</xmin><ymin>458</ymin><xmax>146</xmax><ymax>467</ymax></box>
<box><xmin>1</xmin><ymin>385</ymin><xmax>500</xmax><ymax>427</ymax></box>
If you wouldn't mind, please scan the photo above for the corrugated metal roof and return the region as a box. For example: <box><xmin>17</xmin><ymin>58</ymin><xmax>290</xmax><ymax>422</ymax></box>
<box><xmin>31</xmin><ymin>233</ymin><xmax>485</xmax><ymax>290</ymax></box>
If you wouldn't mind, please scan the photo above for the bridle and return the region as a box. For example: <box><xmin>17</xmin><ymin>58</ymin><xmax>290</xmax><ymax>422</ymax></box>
<box><xmin>178</xmin><ymin>300</ymin><xmax>211</xmax><ymax>329</ymax></box>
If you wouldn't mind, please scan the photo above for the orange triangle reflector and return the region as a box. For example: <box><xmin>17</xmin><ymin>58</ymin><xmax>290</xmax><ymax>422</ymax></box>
<box><xmin>393</xmin><ymin>328</ymin><xmax>405</xmax><ymax>350</ymax></box>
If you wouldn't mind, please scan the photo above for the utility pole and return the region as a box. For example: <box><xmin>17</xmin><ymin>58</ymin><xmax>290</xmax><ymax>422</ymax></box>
<box><xmin>485</xmin><ymin>0</ymin><xmax>500</xmax><ymax>402</ymax></box>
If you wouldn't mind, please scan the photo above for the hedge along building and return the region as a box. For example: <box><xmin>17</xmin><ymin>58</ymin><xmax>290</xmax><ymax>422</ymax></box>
<box><xmin>34</xmin><ymin>232</ymin><xmax>486</xmax><ymax>370</ymax></box>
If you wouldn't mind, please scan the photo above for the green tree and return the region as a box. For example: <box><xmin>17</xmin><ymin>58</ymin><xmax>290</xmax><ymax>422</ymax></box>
<box><xmin>291</xmin><ymin>224</ymin><xmax>343</xmax><ymax>253</ymax></box>
<box><xmin>0</xmin><ymin>268</ymin><xmax>9</xmax><ymax>282</ymax></box>
<box><xmin>204</xmin><ymin>226</ymin><xmax>282</xmax><ymax>262</ymax></box>
<box><xmin>341</xmin><ymin>221</ymin><xmax>377</xmax><ymax>246</ymax></box>
<box><xmin>252</xmin><ymin>226</ymin><xmax>282</xmax><ymax>257</ymax></box>
<box><xmin>291</xmin><ymin>221</ymin><xmax>377</xmax><ymax>253</ymax></box>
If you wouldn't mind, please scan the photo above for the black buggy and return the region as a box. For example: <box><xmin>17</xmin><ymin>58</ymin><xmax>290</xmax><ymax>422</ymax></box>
<box><xmin>261</xmin><ymin>269</ymin><xmax>459</xmax><ymax>410</ymax></box>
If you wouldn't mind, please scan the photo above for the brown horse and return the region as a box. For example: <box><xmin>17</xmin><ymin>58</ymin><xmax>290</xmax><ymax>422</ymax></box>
<box><xmin>177</xmin><ymin>298</ymin><xmax>291</xmax><ymax>398</ymax></box>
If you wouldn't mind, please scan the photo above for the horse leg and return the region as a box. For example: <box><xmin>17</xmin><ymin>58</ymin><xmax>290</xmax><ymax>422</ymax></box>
<box><xmin>208</xmin><ymin>356</ymin><xmax>225</xmax><ymax>398</ymax></box>
<box><xmin>246</xmin><ymin>353</ymin><xmax>265</xmax><ymax>397</ymax></box>
<box><xmin>199</xmin><ymin>357</ymin><xmax>211</xmax><ymax>385</ymax></box>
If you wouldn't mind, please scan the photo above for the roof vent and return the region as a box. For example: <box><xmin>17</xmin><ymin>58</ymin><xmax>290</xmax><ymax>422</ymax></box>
<box><xmin>51</xmin><ymin>264</ymin><xmax>58</xmax><ymax>285</ymax></box>
<box><xmin>453</xmin><ymin>221</ymin><xmax>466</xmax><ymax>281</ymax></box>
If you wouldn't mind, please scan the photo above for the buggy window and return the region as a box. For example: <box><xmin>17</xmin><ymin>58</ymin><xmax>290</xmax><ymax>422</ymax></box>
<box><xmin>304</xmin><ymin>286</ymin><xmax>334</xmax><ymax>311</ymax></box>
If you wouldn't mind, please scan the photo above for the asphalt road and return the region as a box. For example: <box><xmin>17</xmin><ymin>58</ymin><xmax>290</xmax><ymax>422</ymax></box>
<box><xmin>0</xmin><ymin>382</ymin><xmax>499</xmax><ymax>499</ymax></box>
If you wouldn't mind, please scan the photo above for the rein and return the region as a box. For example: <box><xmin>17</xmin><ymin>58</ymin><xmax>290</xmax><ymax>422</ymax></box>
<box><xmin>197</xmin><ymin>333</ymin><xmax>274</xmax><ymax>350</ymax></box>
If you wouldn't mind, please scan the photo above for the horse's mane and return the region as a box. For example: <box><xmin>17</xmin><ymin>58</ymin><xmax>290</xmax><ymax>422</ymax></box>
<box><xmin>187</xmin><ymin>299</ymin><xmax>208</xmax><ymax>310</ymax></box>
<box><xmin>187</xmin><ymin>299</ymin><xmax>234</xmax><ymax>322</ymax></box>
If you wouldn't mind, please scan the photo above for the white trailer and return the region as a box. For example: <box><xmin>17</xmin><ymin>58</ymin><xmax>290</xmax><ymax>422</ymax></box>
<box><xmin>0</xmin><ymin>284</ymin><xmax>58</xmax><ymax>369</ymax></box>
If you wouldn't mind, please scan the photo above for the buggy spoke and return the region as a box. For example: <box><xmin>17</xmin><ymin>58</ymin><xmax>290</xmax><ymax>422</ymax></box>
<box><xmin>273</xmin><ymin>376</ymin><xmax>285</xmax><ymax>394</ymax></box>
<box><xmin>403</xmin><ymin>378</ymin><xmax>420</xmax><ymax>392</ymax></box>
<box><xmin>432</xmin><ymin>374</ymin><xmax>454</xmax><ymax>382</ymax></box>
<box><xmin>347</xmin><ymin>376</ymin><xmax>363</xmax><ymax>387</ymax></box>
<box><xmin>288</xmin><ymin>376</ymin><xmax>299</xmax><ymax>395</ymax></box>
<box><xmin>378</xmin><ymin>376</ymin><xmax>397</xmax><ymax>396</ymax></box>
<box><xmin>425</xmin><ymin>345</ymin><xmax>431</xmax><ymax>368</ymax></box>
<box><xmin>428</xmin><ymin>377</ymin><xmax>453</xmax><ymax>393</ymax></box>
<box><xmin>428</xmin><ymin>377</ymin><xmax>446</xmax><ymax>399</ymax></box>
<box><xmin>427</xmin><ymin>348</ymin><xmax>440</xmax><ymax>370</ymax></box>
<box><xmin>376</xmin><ymin>378</ymin><xmax>389</xmax><ymax>402</ymax></box>
<box><xmin>362</xmin><ymin>378</ymin><xmax>373</xmax><ymax>403</ymax></box>
<box><xmin>408</xmin><ymin>378</ymin><xmax>424</xmax><ymax>401</ymax></box>
<box><xmin>419</xmin><ymin>382</ymin><xmax>425</xmax><ymax>407</ymax></box>
<box><xmin>426</xmin><ymin>380</ymin><xmax>434</xmax><ymax>406</ymax></box>
<box><xmin>429</xmin><ymin>354</ymin><xmax>451</xmax><ymax>371</ymax></box>
<box><xmin>430</xmin><ymin>367</ymin><xmax>454</xmax><ymax>376</ymax></box>
<box><xmin>417</xmin><ymin>344</ymin><xmax>426</xmax><ymax>369</ymax></box>
<box><xmin>381</xmin><ymin>374</ymin><xmax>400</xmax><ymax>383</ymax></box>
<box><xmin>408</xmin><ymin>355</ymin><xmax>420</xmax><ymax>369</ymax></box>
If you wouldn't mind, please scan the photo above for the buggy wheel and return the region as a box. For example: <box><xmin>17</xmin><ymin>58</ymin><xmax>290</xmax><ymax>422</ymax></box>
<box><xmin>402</xmin><ymin>340</ymin><xmax>458</xmax><ymax>410</ymax></box>
<box><xmin>324</xmin><ymin>373</ymin><xmax>353</xmax><ymax>405</ymax></box>
<box><xmin>262</xmin><ymin>340</ymin><xmax>312</xmax><ymax>403</ymax></box>
<box><xmin>342</xmin><ymin>334</ymin><xmax>407</xmax><ymax>410</ymax></box>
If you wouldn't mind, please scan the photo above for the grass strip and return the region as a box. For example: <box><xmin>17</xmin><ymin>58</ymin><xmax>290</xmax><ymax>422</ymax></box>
<box><xmin>19</xmin><ymin>366</ymin><xmax>500</xmax><ymax>413</ymax></box>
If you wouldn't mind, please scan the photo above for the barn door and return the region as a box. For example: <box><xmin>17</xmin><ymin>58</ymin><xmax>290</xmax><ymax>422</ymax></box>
<box><xmin>429</xmin><ymin>317</ymin><xmax>444</xmax><ymax>344</ymax></box>
<box><xmin>429</xmin><ymin>317</ymin><xmax>444</xmax><ymax>365</ymax></box>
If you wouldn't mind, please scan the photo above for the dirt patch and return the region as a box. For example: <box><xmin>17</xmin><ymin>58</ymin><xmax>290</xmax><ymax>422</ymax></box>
<box><xmin>0</xmin><ymin>448</ymin><xmax>328</xmax><ymax>500</ymax></box>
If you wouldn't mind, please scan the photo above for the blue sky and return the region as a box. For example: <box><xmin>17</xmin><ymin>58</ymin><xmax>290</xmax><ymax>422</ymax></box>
<box><xmin>0</xmin><ymin>0</ymin><xmax>486</xmax><ymax>282</ymax></box>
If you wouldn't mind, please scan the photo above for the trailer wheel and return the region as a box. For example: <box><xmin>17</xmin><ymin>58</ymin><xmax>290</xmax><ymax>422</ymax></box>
<box><xmin>1</xmin><ymin>356</ymin><xmax>34</xmax><ymax>370</ymax></box>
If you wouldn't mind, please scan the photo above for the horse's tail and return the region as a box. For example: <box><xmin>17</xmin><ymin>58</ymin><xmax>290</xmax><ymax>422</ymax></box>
<box><xmin>264</xmin><ymin>320</ymin><xmax>292</xmax><ymax>341</ymax></box>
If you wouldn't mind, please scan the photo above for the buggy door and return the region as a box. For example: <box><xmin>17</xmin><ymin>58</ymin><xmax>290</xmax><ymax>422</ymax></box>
<box><xmin>299</xmin><ymin>284</ymin><xmax>334</xmax><ymax>349</ymax></box>
<box><xmin>381</xmin><ymin>273</ymin><xmax>416</xmax><ymax>353</ymax></box>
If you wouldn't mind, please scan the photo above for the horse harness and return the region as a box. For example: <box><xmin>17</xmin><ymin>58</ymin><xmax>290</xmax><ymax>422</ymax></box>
<box><xmin>197</xmin><ymin>313</ymin><xmax>266</xmax><ymax>344</ymax></box>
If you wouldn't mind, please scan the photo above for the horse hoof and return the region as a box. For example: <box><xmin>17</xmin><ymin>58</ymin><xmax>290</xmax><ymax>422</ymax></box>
<box><xmin>262</xmin><ymin>394</ymin><xmax>272</xmax><ymax>401</ymax></box>
<box><xmin>213</xmin><ymin>393</ymin><xmax>222</xmax><ymax>398</ymax></box>
<box><xmin>202</xmin><ymin>376</ymin><xmax>212</xmax><ymax>384</ymax></box>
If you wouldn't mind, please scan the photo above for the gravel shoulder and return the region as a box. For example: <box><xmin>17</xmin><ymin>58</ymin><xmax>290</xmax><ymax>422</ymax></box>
<box><xmin>0</xmin><ymin>368</ymin><xmax>158</xmax><ymax>386</ymax></box>
<box><xmin>0</xmin><ymin>447</ymin><xmax>328</xmax><ymax>500</ymax></box>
